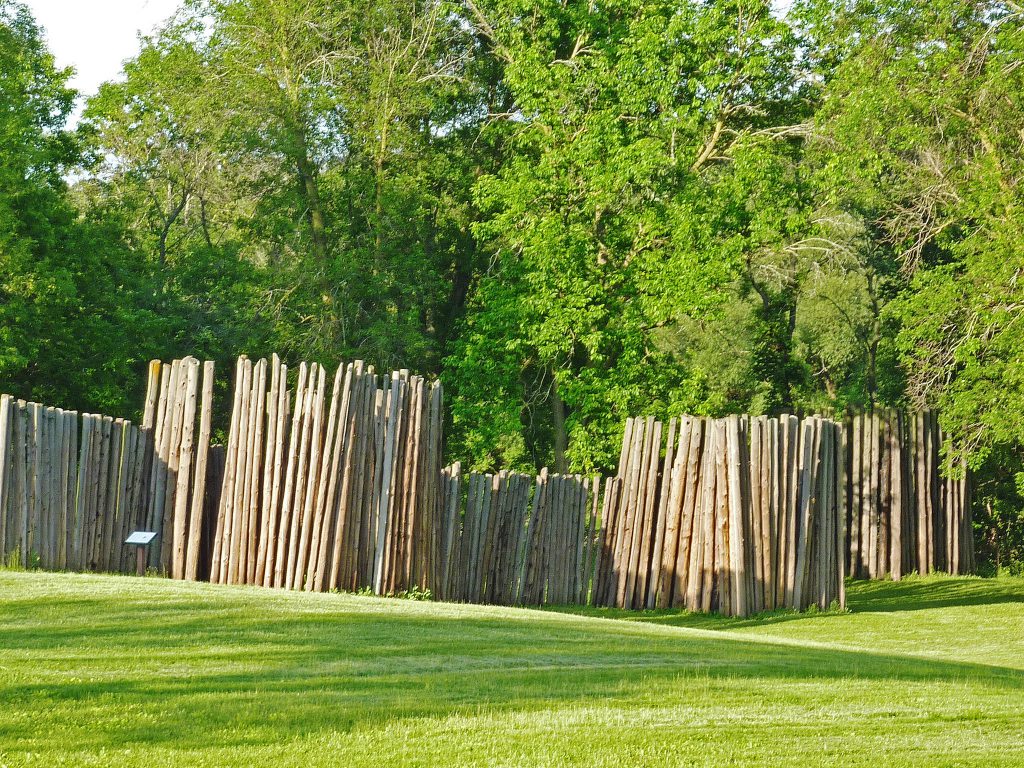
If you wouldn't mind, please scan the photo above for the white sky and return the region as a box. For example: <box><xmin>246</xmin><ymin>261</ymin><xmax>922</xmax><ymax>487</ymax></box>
<box><xmin>24</xmin><ymin>0</ymin><xmax>182</xmax><ymax>121</ymax></box>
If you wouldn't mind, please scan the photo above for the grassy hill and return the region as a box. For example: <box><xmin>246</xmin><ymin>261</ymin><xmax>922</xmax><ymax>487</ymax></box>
<box><xmin>1</xmin><ymin>571</ymin><xmax>1022</xmax><ymax>767</ymax></box>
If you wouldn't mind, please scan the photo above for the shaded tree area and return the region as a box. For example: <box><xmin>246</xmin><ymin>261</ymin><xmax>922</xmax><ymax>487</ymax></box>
<box><xmin>0</xmin><ymin>1</ymin><xmax>164</xmax><ymax>414</ymax></box>
<box><xmin>1</xmin><ymin>0</ymin><xmax>1022</xmax><ymax>564</ymax></box>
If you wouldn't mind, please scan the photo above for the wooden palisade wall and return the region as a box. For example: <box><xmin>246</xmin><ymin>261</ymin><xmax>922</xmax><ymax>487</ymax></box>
<box><xmin>438</xmin><ymin>467</ymin><xmax>601</xmax><ymax>606</ymax></box>
<box><xmin>206</xmin><ymin>355</ymin><xmax>444</xmax><ymax>595</ymax></box>
<box><xmin>594</xmin><ymin>414</ymin><xmax>846</xmax><ymax>616</ymax></box>
<box><xmin>144</xmin><ymin>357</ymin><xmax>218</xmax><ymax>576</ymax></box>
<box><xmin>0</xmin><ymin>358</ymin><xmax>219</xmax><ymax>577</ymax></box>
<box><xmin>435</xmin><ymin>415</ymin><xmax>845</xmax><ymax>616</ymax></box>
<box><xmin>0</xmin><ymin>395</ymin><xmax>148</xmax><ymax>573</ymax></box>
<box><xmin>0</xmin><ymin>353</ymin><xmax>976</xmax><ymax>615</ymax></box>
<box><xmin>845</xmin><ymin>409</ymin><xmax>973</xmax><ymax>579</ymax></box>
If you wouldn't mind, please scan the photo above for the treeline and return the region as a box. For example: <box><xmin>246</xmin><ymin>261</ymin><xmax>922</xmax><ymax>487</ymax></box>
<box><xmin>1</xmin><ymin>0</ymin><xmax>1022</xmax><ymax>568</ymax></box>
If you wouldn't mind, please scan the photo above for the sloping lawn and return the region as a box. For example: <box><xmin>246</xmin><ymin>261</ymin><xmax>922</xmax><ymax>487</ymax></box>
<box><xmin>1</xmin><ymin>570</ymin><xmax>1022</xmax><ymax>767</ymax></box>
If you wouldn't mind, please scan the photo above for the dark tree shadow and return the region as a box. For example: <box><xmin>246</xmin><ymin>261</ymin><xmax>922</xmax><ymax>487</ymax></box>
<box><xmin>543</xmin><ymin>574</ymin><xmax>1024</xmax><ymax>629</ymax></box>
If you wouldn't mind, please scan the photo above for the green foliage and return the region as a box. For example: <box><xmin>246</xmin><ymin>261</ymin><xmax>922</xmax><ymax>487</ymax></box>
<box><xmin>353</xmin><ymin>584</ymin><xmax>433</xmax><ymax>600</ymax></box>
<box><xmin>0</xmin><ymin>1</ymin><xmax>163</xmax><ymax>415</ymax></box>
<box><xmin>971</xmin><ymin>445</ymin><xmax>1024</xmax><ymax>575</ymax></box>
<box><xmin>447</xmin><ymin>0</ymin><xmax>805</xmax><ymax>472</ymax></box>
<box><xmin>2</xmin><ymin>0</ymin><xmax>1023</xmax><ymax>558</ymax></box>
<box><xmin>79</xmin><ymin>0</ymin><xmax>485</xmax><ymax>387</ymax></box>
<box><xmin>796</xmin><ymin>0</ymin><xmax>1024</xmax><ymax>565</ymax></box>
<box><xmin>394</xmin><ymin>585</ymin><xmax>433</xmax><ymax>601</ymax></box>
<box><xmin>799</xmin><ymin>0</ymin><xmax>1024</xmax><ymax>438</ymax></box>
<box><xmin>3</xmin><ymin>548</ymin><xmax>21</xmax><ymax>570</ymax></box>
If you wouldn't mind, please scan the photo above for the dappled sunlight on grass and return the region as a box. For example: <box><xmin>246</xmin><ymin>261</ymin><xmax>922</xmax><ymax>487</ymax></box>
<box><xmin>1</xmin><ymin>571</ymin><xmax>1023</xmax><ymax>767</ymax></box>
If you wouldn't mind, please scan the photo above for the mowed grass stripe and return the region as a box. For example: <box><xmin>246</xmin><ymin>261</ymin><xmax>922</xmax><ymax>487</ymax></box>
<box><xmin>1</xmin><ymin>571</ymin><xmax>1022</xmax><ymax>767</ymax></box>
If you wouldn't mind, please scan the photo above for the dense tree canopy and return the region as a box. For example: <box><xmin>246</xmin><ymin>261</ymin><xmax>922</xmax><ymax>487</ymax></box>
<box><xmin>0</xmin><ymin>1</ymin><xmax>161</xmax><ymax>413</ymax></box>
<box><xmin>1</xmin><ymin>0</ymin><xmax>1022</xmax><ymax>565</ymax></box>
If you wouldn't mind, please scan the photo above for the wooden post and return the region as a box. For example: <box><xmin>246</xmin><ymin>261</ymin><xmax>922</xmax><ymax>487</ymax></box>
<box><xmin>836</xmin><ymin>422</ymin><xmax>847</xmax><ymax>609</ymax></box>
<box><xmin>0</xmin><ymin>395</ymin><xmax>11</xmax><ymax>565</ymax></box>
<box><xmin>285</xmin><ymin>362</ymin><xmax>317</xmax><ymax>589</ymax></box>
<box><xmin>878</xmin><ymin>411</ymin><xmax>891</xmax><ymax>577</ymax></box>
<box><xmin>792</xmin><ymin>418</ymin><xmax>818</xmax><ymax>610</ymax></box>
<box><xmin>230</xmin><ymin>358</ymin><xmax>255</xmax><ymax>583</ymax></box>
<box><xmin>917</xmin><ymin>411</ymin><xmax>933</xmax><ymax>573</ymax></box>
<box><xmin>675</xmin><ymin>418</ymin><xmax>703</xmax><ymax>609</ymax></box>
<box><xmin>373</xmin><ymin>372</ymin><xmax>401</xmax><ymax>593</ymax></box>
<box><xmin>634</xmin><ymin>419</ymin><xmax>661</xmax><ymax>608</ymax></box>
<box><xmin>213</xmin><ymin>356</ymin><xmax>245</xmax><ymax>584</ymax></box>
<box><xmin>171</xmin><ymin>358</ymin><xmax>200</xmax><ymax>579</ymax></box>
<box><xmin>294</xmin><ymin>363</ymin><xmax>327</xmax><ymax>589</ymax></box>
<box><xmin>889</xmin><ymin>410</ymin><xmax>903</xmax><ymax>579</ymax></box>
<box><xmin>274</xmin><ymin>361</ymin><xmax>306</xmax><ymax>587</ymax></box>
<box><xmin>648</xmin><ymin>417</ymin><xmax>676</xmax><ymax>608</ymax></box>
<box><xmin>263</xmin><ymin>359</ymin><xmax>289</xmax><ymax>587</ymax></box>
<box><xmin>158</xmin><ymin>362</ymin><xmax>184</xmax><ymax>571</ymax></box>
<box><xmin>726</xmin><ymin>415</ymin><xmax>747</xmax><ymax>616</ymax></box>
<box><xmin>660</xmin><ymin>417</ymin><xmax>690</xmax><ymax>608</ymax></box>
<box><xmin>185</xmin><ymin>361</ymin><xmax>214</xmax><ymax>581</ymax></box>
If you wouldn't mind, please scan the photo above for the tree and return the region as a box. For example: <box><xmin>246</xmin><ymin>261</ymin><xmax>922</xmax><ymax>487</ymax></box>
<box><xmin>798</xmin><ymin>0</ymin><xmax>1024</xmax><ymax>564</ymax></box>
<box><xmin>447</xmin><ymin>0</ymin><xmax>806</xmax><ymax>472</ymax></box>
<box><xmin>84</xmin><ymin>0</ymin><xmax>489</xmax><ymax>377</ymax></box>
<box><xmin>0</xmin><ymin>1</ymin><xmax>160</xmax><ymax>414</ymax></box>
<box><xmin>799</xmin><ymin>0</ymin><xmax>1024</xmax><ymax>453</ymax></box>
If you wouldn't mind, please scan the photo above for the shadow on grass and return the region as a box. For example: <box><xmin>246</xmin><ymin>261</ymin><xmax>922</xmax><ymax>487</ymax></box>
<box><xmin>544</xmin><ymin>574</ymin><xmax>1024</xmax><ymax>630</ymax></box>
<box><xmin>541</xmin><ymin>602</ymin><xmax>826</xmax><ymax>630</ymax></box>
<box><xmin>845</xmin><ymin>575</ymin><xmax>1024</xmax><ymax>612</ymax></box>
<box><xmin>0</xmin><ymin>572</ymin><xmax>1022</xmax><ymax>753</ymax></box>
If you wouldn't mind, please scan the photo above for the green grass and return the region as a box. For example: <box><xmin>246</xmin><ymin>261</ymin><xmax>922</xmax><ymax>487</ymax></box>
<box><xmin>1</xmin><ymin>572</ymin><xmax>1022</xmax><ymax>767</ymax></box>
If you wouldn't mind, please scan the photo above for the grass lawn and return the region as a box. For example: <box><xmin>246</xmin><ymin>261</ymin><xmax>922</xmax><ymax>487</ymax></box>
<box><xmin>1</xmin><ymin>571</ymin><xmax>1022</xmax><ymax>767</ymax></box>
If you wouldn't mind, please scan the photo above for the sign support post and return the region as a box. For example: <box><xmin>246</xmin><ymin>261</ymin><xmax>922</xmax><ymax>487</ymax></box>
<box><xmin>124</xmin><ymin>531</ymin><xmax>158</xmax><ymax>576</ymax></box>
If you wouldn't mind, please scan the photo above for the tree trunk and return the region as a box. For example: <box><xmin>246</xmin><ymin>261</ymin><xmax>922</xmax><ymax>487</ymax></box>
<box><xmin>865</xmin><ymin>270</ymin><xmax>881</xmax><ymax>408</ymax></box>
<box><xmin>745</xmin><ymin>260</ymin><xmax>798</xmax><ymax>412</ymax></box>
<box><xmin>294</xmin><ymin>124</ymin><xmax>327</xmax><ymax>262</ymax></box>
<box><xmin>551</xmin><ymin>377</ymin><xmax>569</xmax><ymax>474</ymax></box>
<box><xmin>158</xmin><ymin>189</ymin><xmax>189</xmax><ymax>268</ymax></box>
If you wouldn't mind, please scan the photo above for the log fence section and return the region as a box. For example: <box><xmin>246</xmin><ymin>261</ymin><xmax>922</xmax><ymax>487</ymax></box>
<box><xmin>593</xmin><ymin>414</ymin><xmax>845</xmax><ymax>617</ymax></box>
<box><xmin>435</xmin><ymin>416</ymin><xmax>846</xmax><ymax>616</ymax></box>
<box><xmin>142</xmin><ymin>357</ymin><xmax>217</xmax><ymax>574</ymax></box>
<box><xmin>1</xmin><ymin>358</ymin><xmax>976</xmax><ymax>619</ymax></box>
<box><xmin>0</xmin><ymin>357</ymin><xmax>216</xmax><ymax>575</ymax></box>
<box><xmin>438</xmin><ymin>466</ymin><xmax>603</xmax><ymax>606</ymax></box>
<box><xmin>845</xmin><ymin>409</ymin><xmax>973</xmax><ymax>579</ymax></box>
<box><xmin>208</xmin><ymin>355</ymin><xmax>444</xmax><ymax>596</ymax></box>
<box><xmin>0</xmin><ymin>398</ymin><xmax>142</xmax><ymax>572</ymax></box>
